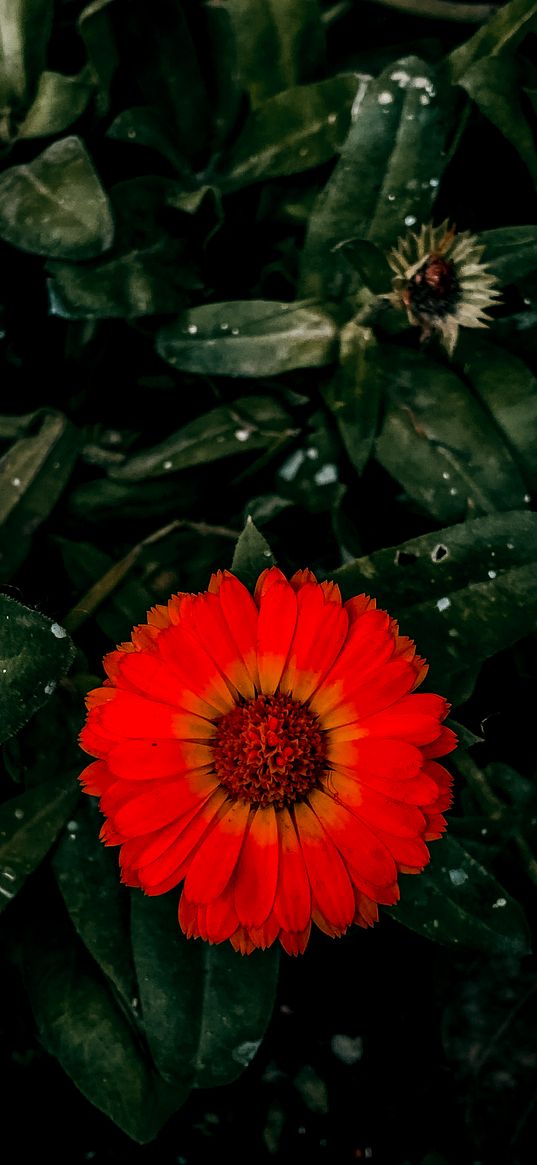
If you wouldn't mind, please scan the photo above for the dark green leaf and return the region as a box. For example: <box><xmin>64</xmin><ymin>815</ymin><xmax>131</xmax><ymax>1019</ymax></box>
<box><xmin>221</xmin><ymin>75</ymin><xmax>361</xmax><ymax>190</ymax></box>
<box><xmin>231</xmin><ymin>517</ymin><xmax>275</xmax><ymax>588</ymax></box>
<box><xmin>17</xmin><ymin>69</ymin><xmax>94</xmax><ymax>139</ymax></box>
<box><xmin>0</xmin><ymin>136</ymin><xmax>114</xmax><ymax>259</ymax></box>
<box><xmin>300</xmin><ymin>58</ymin><xmax>455</xmax><ymax>299</ymax></box>
<box><xmin>131</xmin><ymin>892</ymin><xmax>279</xmax><ymax>1088</ymax></box>
<box><xmin>222</xmin><ymin>0</ymin><xmax>325</xmax><ymax>106</ymax></box>
<box><xmin>78</xmin><ymin>0</ymin><xmax>118</xmax><ymax>115</ymax></box>
<box><xmin>0</xmin><ymin>0</ymin><xmax>53</xmax><ymax>138</ymax></box>
<box><xmin>331</xmin><ymin>510</ymin><xmax>537</xmax><ymax>702</ymax></box>
<box><xmin>107</xmin><ymin>106</ymin><xmax>192</xmax><ymax>175</ymax></box>
<box><xmin>57</xmin><ymin>538</ymin><xmax>152</xmax><ymax>640</ymax></box>
<box><xmin>47</xmin><ymin>243</ymin><xmax>199</xmax><ymax>319</ymax></box>
<box><xmin>454</xmin><ymin>334</ymin><xmax>537</xmax><ymax>488</ymax></box>
<box><xmin>0</xmin><ymin>410</ymin><xmax>80</xmax><ymax>579</ymax></box>
<box><xmin>479</xmin><ymin>225</ymin><xmax>537</xmax><ymax>284</ymax></box>
<box><xmin>0</xmin><ymin>779</ymin><xmax>78</xmax><ymax>913</ymax></box>
<box><xmin>0</xmin><ymin>595</ymin><xmax>75</xmax><ymax>744</ymax></box>
<box><xmin>23</xmin><ymin>897</ymin><xmax>179</xmax><ymax>1142</ymax></box>
<box><xmin>52</xmin><ymin>799</ymin><xmax>137</xmax><ymax>1011</ymax></box>
<box><xmin>321</xmin><ymin>322</ymin><xmax>382</xmax><ymax>475</ymax></box>
<box><xmin>373</xmin><ymin>345</ymin><xmax>527</xmax><ymax>520</ymax></box>
<box><xmin>386</xmin><ymin>835</ymin><xmax>530</xmax><ymax>955</ymax></box>
<box><xmin>157</xmin><ymin>301</ymin><xmax>338</xmax><ymax>377</ymax></box>
<box><xmin>450</xmin><ymin>0</ymin><xmax>537</xmax><ymax>81</ymax></box>
<box><xmin>455</xmin><ymin>53</ymin><xmax>537</xmax><ymax>186</ymax></box>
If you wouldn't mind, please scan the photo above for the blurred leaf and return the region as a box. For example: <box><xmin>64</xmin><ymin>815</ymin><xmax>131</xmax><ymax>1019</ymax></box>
<box><xmin>373</xmin><ymin>345</ymin><xmax>527</xmax><ymax>520</ymax></box>
<box><xmin>231</xmin><ymin>517</ymin><xmax>275</xmax><ymax>588</ymax></box>
<box><xmin>454</xmin><ymin>334</ymin><xmax>537</xmax><ymax>488</ymax></box>
<box><xmin>300</xmin><ymin>58</ymin><xmax>454</xmax><ymax>299</ymax></box>
<box><xmin>17</xmin><ymin>69</ymin><xmax>94</xmax><ymax>139</ymax></box>
<box><xmin>131</xmin><ymin>892</ymin><xmax>279</xmax><ymax>1088</ymax></box>
<box><xmin>52</xmin><ymin>799</ymin><xmax>137</xmax><ymax>1011</ymax></box>
<box><xmin>450</xmin><ymin>0</ymin><xmax>537</xmax><ymax>81</ymax></box>
<box><xmin>0</xmin><ymin>136</ymin><xmax>114</xmax><ymax>259</ymax></box>
<box><xmin>277</xmin><ymin>412</ymin><xmax>342</xmax><ymax>513</ymax></box>
<box><xmin>0</xmin><ymin>0</ymin><xmax>53</xmax><ymax>138</ymax></box>
<box><xmin>386</xmin><ymin>836</ymin><xmax>529</xmax><ymax>955</ymax></box>
<box><xmin>57</xmin><ymin>538</ymin><xmax>152</xmax><ymax>640</ymax></box>
<box><xmin>68</xmin><ymin>477</ymin><xmax>200</xmax><ymax>525</ymax></box>
<box><xmin>221</xmin><ymin>74</ymin><xmax>362</xmax><ymax>190</ymax></box>
<box><xmin>331</xmin><ymin>510</ymin><xmax>537</xmax><ymax>702</ymax></box>
<box><xmin>107</xmin><ymin>106</ymin><xmax>192</xmax><ymax>174</ymax></box>
<box><xmin>199</xmin><ymin>0</ymin><xmax>242</xmax><ymax>149</ymax></box>
<box><xmin>455</xmin><ymin>53</ymin><xmax>537</xmax><ymax>186</ymax></box>
<box><xmin>321</xmin><ymin>322</ymin><xmax>382</xmax><ymax>475</ymax></box>
<box><xmin>47</xmin><ymin>243</ymin><xmax>199</xmax><ymax>319</ymax></box>
<box><xmin>222</xmin><ymin>0</ymin><xmax>325</xmax><ymax>106</ymax></box>
<box><xmin>0</xmin><ymin>410</ymin><xmax>80</xmax><ymax>579</ymax></box>
<box><xmin>23</xmin><ymin>897</ymin><xmax>179</xmax><ymax>1142</ymax></box>
<box><xmin>157</xmin><ymin>301</ymin><xmax>338</xmax><ymax>377</ymax></box>
<box><xmin>0</xmin><ymin>595</ymin><xmax>75</xmax><ymax>744</ymax></box>
<box><xmin>480</xmin><ymin>224</ymin><xmax>537</xmax><ymax>284</ymax></box>
<box><xmin>109</xmin><ymin>396</ymin><xmax>294</xmax><ymax>481</ymax></box>
<box><xmin>78</xmin><ymin>0</ymin><xmax>118</xmax><ymax>115</ymax></box>
<box><xmin>0</xmin><ymin>779</ymin><xmax>78</xmax><ymax>913</ymax></box>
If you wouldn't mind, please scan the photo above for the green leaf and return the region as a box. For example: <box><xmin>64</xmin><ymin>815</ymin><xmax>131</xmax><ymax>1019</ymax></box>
<box><xmin>47</xmin><ymin>243</ymin><xmax>199</xmax><ymax>319</ymax></box>
<box><xmin>373</xmin><ymin>345</ymin><xmax>527</xmax><ymax>520</ymax></box>
<box><xmin>23</xmin><ymin>897</ymin><xmax>179</xmax><ymax>1142</ymax></box>
<box><xmin>131</xmin><ymin>892</ymin><xmax>279</xmax><ymax>1088</ymax></box>
<box><xmin>57</xmin><ymin>538</ymin><xmax>152</xmax><ymax>641</ymax></box>
<box><xmin>107</xmin><ymin>106</ymin><xmax>192</xmax><ymax>174</ymax></box>
<box><xmin>455</xmin><ymin>53</ymin><xmax>537</xmax><ymax>186</ymax></box>
<box><xmin>222</xmin><ymin>0</ymin><xmax>325</xmax><ymax>106</ymax></box>
<box><xmin>479</xmin><ymin>225</ymin><xmax>537</xmax><ymax>284</ymax></box>
<box><xmin>220</xmin><ymin>75</ymin><xmax>362</xmax><ymax>190</ymax></box>
<box><xmin>0</xmin><ymin>596</ymin><xmax>75</xmax><ymax>744</ymax></box>
<box><xmin>0</xmin><ymin>410</ymin><xmax>80</xmax><ymax>580</ymax></box>
<box><xmin>300</xmin><ymin>58</ymin><xmax>455</xmax><ymax>299</ymax></box>
<box><xmin>386</xmin><ymin>835</ymin><xmax>530</xmax><ymax>955</ymax></box>
<box><xmin>156</xmin><ymin>301</ymin><xmax>338</xmax><ymax>377</ymax></box>
<box><xmin>52</xmin><ymin>799</ymin><xmax>137</xmax><ymax>1011</ymax></box>
<box><xmin>453</xmin><ymin>334</ymin><xmax>537</xmax><ymax>488</ymax></box>
<box><xmin>231</xmin><ymin>517</ymin><xmax>275</xmax><ymax>588</ymax></box>
<box><xmin>321</xmin><ymin>322</ymin><xmax>382</xmax><ymax>475</ymax></box>
<box><xmin>0</xmin><ymin>136</ymin><xmax>114</xmax><ymax>259</ymax></box>
<box><xmin>450</xmin><ymin>0</ymin><xmax>537</xmax><ymax>81</ymax></box>
<box><xmin>330</xmin><ymin>510</ymin><xmax>537</xmax><ymax>703</ymax></box>
<box><xmin>17</xmin><ymin>69</ymin><xmax>94</xmax><ymax>139</ymax></box>
<box><xmin>109</xmin><ymin>396</ymin><xmax>294</xmax><ymax>482</ymax></box>
<box><xmin>78</xmin><ymin>0</ymin><xmax>118</xmax><ymax>115</ymax></box>
<box><xmin>0</xmin><ymin>0</ymin><xmax>53</xmax><ymax>137</ymax></box>
<box><xmin>0</xmin><ymin>779</ymin><xmax>78</xmax><ymax>913</ymax></box>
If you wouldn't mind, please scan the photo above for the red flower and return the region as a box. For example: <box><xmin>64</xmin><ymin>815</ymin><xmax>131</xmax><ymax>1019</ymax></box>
<box><xmin>79</xmin><ymin>567</ymin><xmax>455</xmax><ymax>955</ymax></box>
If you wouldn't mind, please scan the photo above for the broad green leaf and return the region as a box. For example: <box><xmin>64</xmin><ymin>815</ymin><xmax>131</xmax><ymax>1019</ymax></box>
<box><xmin>23</xmin><ymin>899</ymin><xmax>180</xmax><ymax>1142</ymax></box>
<box><xmin>0</xmin><ymin>0</ymin><xmax>53</xmax><ymax>134</ymax></box>
<box><xmin>108</xmin><ymin>396</ymin><xmax>294</xmax><ymax>481</ymax></box>
<box><xmin>455</xmin><ymin>53</ymin><xmax>537</xmax><ymax>186</ymax></box>
<box><xmin>199</xmin><ymin>0</ymin><xmax>242</xmax><ymax>149</ymax></box>
<box><xmin>0</xmin><ymin>595</ymin><xmax>75</xmax><ymax>744</ymax></box>
<box><xmin>131</xmin><ymin>892</ymin><xmax>279</xmax><ymax>1088</ymax></box>
<box><xmin>331</xmin><ymin>510</ymin><xmax>537</xmax><ymax>702</ymax></box>
<box><xmin>321</xmin><ymin>322</ymin><xmax>382</xmax><ymax>475</ymax></box>
<box><xmin>300</xmin><ymin>58</ymin><xmax>455</xmax><ymax>299</ymax></box>
<box><xmin>231</xmin><ymin>517</ymin><xmax>275</xmax><ymax>589</ymax></box>
<box><xmin>157</xmin><ymin>301</ymin><xmax>338</xmax><ymax>377</ymax></box>
<box><xmin>221</xmin><ymin>75</ymin><xmax>362</xmax><ymax>190</ymax></box>
<box><xmin>52</xmin><ymin>799</ymin><xmax>137</xmax><ymax>1011</ymax></box>
<box><xmin>222</xmin><ymin>0</ymin><xmax>325</xmax><ymax>106</ymax></box>
<box><xmin>17</xmin><ymin>69</ymin><xmax>94</xmax><ymax>139</ymax></box>
<box><xmin>78</xmin><ymin>0</ymin><xmax>118</xmax><ymax>115</ymax></box>
<box><xmin>479</xmin><ymin>225</ymin><xmax>537</xmax><ymax>284</ymax></box>
<box><xmin>0</xmin><ymin>779</ymin><xmax>78</xmax><ymax>913</ymax></box>
<box><xmin>386</xmin><ymin>835</ymin><xmax>529</xmax><ymax>955</ymax></box>
<box><xmin>69</xmin><ymin>476</ymin><xmax>201</xmax><ymax>525</ymax></box>
<box><xmin>0</xmin><ymin>410</ymin><xmax>80</xmax><ymax>579</ymax></box>
<box><xmin>0</xmin><ymin>136</ymin><xmax>114</xmax><ymax>259</ymax></box>
<box><xmin>373</xmin><ymin>345</ymin><xmax>527</xmax><ymax>520</ymax></box>
<box><xmin>450</xmin><ymin>0</ymin><xmax>537</xmax><ymax>81</ymax></box>
<box><xmin>47</xmin><ymin>244</ymin><xmax>199</xmax><ymax>319</ymax></box>
<box><xmin>454</xmin><ymin>334</ymin><xmax>537</xmax><ymax>488</ymax></box>
<box><xmin>107</xmin><ymin>106</ymin><xmax>192</xmax><ymax>175</ymax></box>
<box><xmin>276</xmin><ymin>411</ymin><xmax>342</xmax><ymax>514</ymax></box>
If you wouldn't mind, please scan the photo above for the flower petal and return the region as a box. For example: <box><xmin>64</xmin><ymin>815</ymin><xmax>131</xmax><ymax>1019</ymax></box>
<box><xmin>184</xmin><ymin>798</ymin><xmax>251</xmax><ymax>904</ymax></box>
<box><xmin>279</xmin><ymin>581</ymin><xmax>348</xmax><ymax>703</ymax></box>
<box><xmin>234</xmin><ymin>805</ymin><xmax>279</xmax><ymax>928</ymax></box>
<box><xmin>256</xmin><ymin>578</ymin><xmax>297</xmax><ymax>695</ymax></box>
<box><xmin>293</xmin><ymin>800</ymin><xmax>355</xmax><ymax>933</ymax></box>
<box><xmin>273</xmin><ymin>807</ymin><xmax>311</xmax><ymax>933</ymax></box>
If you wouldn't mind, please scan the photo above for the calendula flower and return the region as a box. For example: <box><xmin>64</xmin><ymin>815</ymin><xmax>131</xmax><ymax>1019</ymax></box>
<box><xmin>386</xmin><ymin>221</ymin><xmax>500</xmax><ymax>355</ymax></box>
<box><xmin>79</xmin><ymin>567</ymin><xmax>455</xmax><ymax>955</ymax></box>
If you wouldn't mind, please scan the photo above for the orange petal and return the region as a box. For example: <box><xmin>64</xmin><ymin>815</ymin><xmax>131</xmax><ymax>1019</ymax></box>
<box><xmin>308</xmin><ymin>787</ymin><xmax>397</xmax><ymax>897</ymax></box>
<box><xmin>217</xmin><ymin>572</ymin><xmax>260</xmax><ymax>691</ymax></box>
<box><xmin>184</xmin><ymin>798</ymin><xmax>251</xmax><ymax>904</ymax></box>
<box><xmin>184</xmin><ymin>592</ymin><xmax>256</xmax><ymax>700</ymax></box>
<box><xmin>137</xmin><ymin>787</ymin><xmax>228</xmax><ymax>890</ymax></box>
<box><xmin>279</xmin><ymin>581</ymin><xmax>348</xmax><ymax>704</ymax></box>
<box><xmin>293</xmin><ymin>800</ymin><xmax>355</xmax><ymax>933</ymax></box>
<box><xmin>109</xmin><ymin>769</ymin><xmax>219</xmax><ymax>837</ymax></box>
<box><xmin>234</xmin><ymin>805</ymin><xmax>279</xmax><ymax>928</ymax></box>
<box><xmin>273</xmin><ymin>808</ymin><xmax>311</xmax><ymax>933</ymax></box>
<box><xmin>156</xmin><ymin>622</ymin><xmax>236</xmax><ymax>714</ymax></box>
<box><xmin>256</xmin><ymin>579</ymin><xmax>297</xmax><ymax>695</ymax></box>
<box><xmin>280</xmin><ymin>924</ymin><xmax>311</xmax><ymax>955</ymax></box>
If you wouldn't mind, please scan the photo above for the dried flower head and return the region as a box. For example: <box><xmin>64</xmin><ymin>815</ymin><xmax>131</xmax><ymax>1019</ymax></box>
<box><xmin>386</xmin><ymin>221</ymin><xmax>501</xmax><ymax>355</ymax></box>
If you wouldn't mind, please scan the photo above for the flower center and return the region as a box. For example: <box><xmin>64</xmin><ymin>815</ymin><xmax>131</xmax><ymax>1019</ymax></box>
<box><xmin>212</xmin><ymin>693</ymin><xmax>327</xmax><ymax>808</ymax></box>
<box><xmin>405</xmin><ymin>256</ymin><xmax>459</xmax><ymax>319</ymax></box>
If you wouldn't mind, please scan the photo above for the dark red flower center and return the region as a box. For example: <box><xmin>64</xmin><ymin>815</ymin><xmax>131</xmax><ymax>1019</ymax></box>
<box><xmin>212</xmin><ymin>693</ymin><xmax>327</xmax><ymax>808</ymax></box>
<box><xmin>404</xmin><ymin>256</ymin><xmax>459</xmax><ymax>320</ymax></box>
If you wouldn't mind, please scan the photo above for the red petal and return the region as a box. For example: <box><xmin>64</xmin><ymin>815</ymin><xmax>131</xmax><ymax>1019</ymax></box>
<box><xmin>326</xmin><ymin>769</ymin><xmax>426</xmax><ymax>837</ymax></box>
<box><xmin>183</xmin><ymin>798</ymin><xmax>251</xmax><ymax>904</ymax></box>
<box><xmin>184</xmin><ymin>592</ymin><xmax>256</xmax><ymax>700</ymax></box>
<box><xmin>137</xmin><ymin>788</ymin><xmax>228</xmax><ymax>889</ymax></box>
<box><xmin>421</xmin><ymin>726</ymin><xmax>457</xmax><ymax>758</ymax></box>
<box><xmin>109</xmin><ymin>769</ymin><xmax>219</xmax><ymax>837</ymax></box>
<box><xmin>230</xmin><ymin>927</ymin><xmax>256</xmax><ymax>955</ymax></box>
<box><xmin>156</xmin><ymin>622</ymin><xmax>235</xmax><ymax>714</ymax></box>
<box><xmin>322</xmin><ymin>658</ymin><xmax>418</xmax><ymax>730</ymax></box>
<box><xmin>217</xmin><ymin>572</ymin><xmax>260</xmax><ymax>691</ymax></box>
<box><xmin>309</xmin><ymin>608</ymin><xmax>395</xmax><ymax>721</ymax></box>
<box><xmin>308</xmin><ymin>787</ymin><xmax>397</xmax><ymax>897</ymax></box>
<box><xmin>113</xmin><ymin>651</ymin><xmax>218</xmax><ymax>719</ymax></box>
<box><xmin>79</xmin><ymin>760</ymin><xmax>114</xmax><ymax>796</ymax></box>
<box><xmin>280</xmin><ymin>924</ymin><xmax>311</xmax><ymax>955</ymax></box>
<box><xmin>205</xmin><ymin>881</ymin><xmax>240</xmax><ymax>942</ymax></box>
<box><xmin>247</xmin><ymin>913</ymin><xmax>280</xmax><ymax>949</ymax></box>
<box><xmin>91</xmin><ymin>690</ymin><xmax>217</xmax><ymax>743</ymax></box>
<box><xmin>279</xmin><ymin>582</ymin><xmax>348</xmax><ymax>703</ymax></box>
<box><xmin>293</xmin><ymin>800</ymin><xmax>355</xmax><ymax>933</ymax></box>
<box><xmin>273</xmin><ymin>808</ymin><xmax>311</xmax><ymax>933</ymax></box>
<box><xmin>234</xmin><ymin>805</ymin><xmax>279</xmax><ymax>928</ymax></box>
<box><xmin>256</xmin><ymin>578</ymin><xmax>297</xmax><ymax>695</ymax></box>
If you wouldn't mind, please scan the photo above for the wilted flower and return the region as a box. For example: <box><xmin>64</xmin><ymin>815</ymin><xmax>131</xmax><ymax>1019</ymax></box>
<box><xmin>386</xmin><ymin>221</ymin><xmax>500</xmax><ymax>355</ymax></box>
<box><xmin>79</xmin><ymin>567</ymin><xmax>455</xmax><ymax>955</ymax></box>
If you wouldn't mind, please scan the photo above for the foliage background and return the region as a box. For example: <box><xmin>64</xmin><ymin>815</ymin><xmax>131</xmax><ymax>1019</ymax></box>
<box><xmin>1</xmin><ymin>0</ymin><xmax>537</xmax><ymax>1161</ymax></box>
